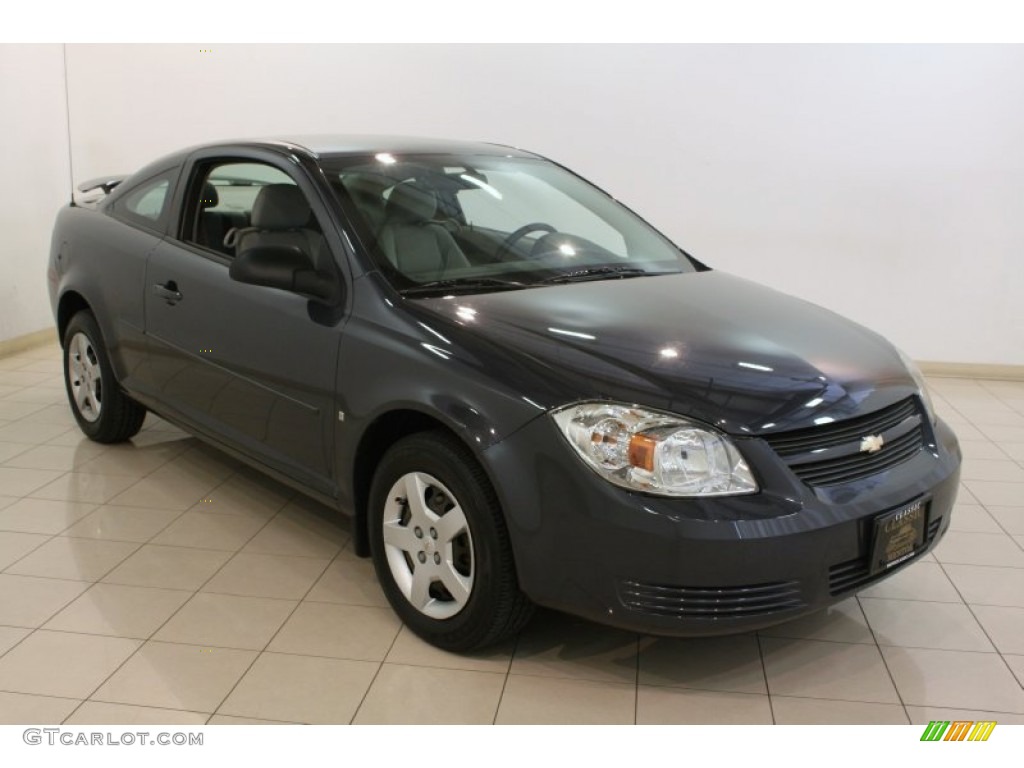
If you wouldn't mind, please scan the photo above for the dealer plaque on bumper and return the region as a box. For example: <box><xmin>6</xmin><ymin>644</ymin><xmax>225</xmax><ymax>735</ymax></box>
<box><xmin>870</xmin><ymin>500</ymin><xmax>926</xmax><ymax>574</ymax></box>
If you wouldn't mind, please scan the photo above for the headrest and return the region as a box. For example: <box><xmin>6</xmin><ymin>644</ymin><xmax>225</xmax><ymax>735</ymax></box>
<box><xmin>343</xmin><ymin>175</ymin><xmax>390</xmax><ymax>199</ymax></box>
<box><xmin>385</xmin><ymin>183</ymin><xmax>437</xmax><ymax>223</ymax></box>
<box><xmin>251</xmin><ymin>184</ymin><xmax>311</xmax><ymax>229</ymax></box>
<box><xmin>200</xmin><ymin>182</ymin><xmax>218</xmax><ymax>208</ymax></box>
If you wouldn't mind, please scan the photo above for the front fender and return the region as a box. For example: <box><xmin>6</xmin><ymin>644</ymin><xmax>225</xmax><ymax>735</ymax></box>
<box><xmin>333</xmin><ymin>274</ymin><xmax>558</xmax><ymax>508</ymax></box>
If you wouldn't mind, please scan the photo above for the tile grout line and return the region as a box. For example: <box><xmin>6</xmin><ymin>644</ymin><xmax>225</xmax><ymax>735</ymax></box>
<box><xmin>0</xmin><ymin>480</ymin><xmax>117</xmax><ymax>710</ymax></box>
<box><xmin>491</xmin><ymin>629</ymin><xmax>521</xmax><ymax>725</ymax></box>
<box><xmin>62</xmin><ymin>569</ymin><xmax>252</xmax><ymax>720</ymax></box>
<box><xmin>1</xmin><ymin>530</ymin><xmax>64</xmax><ymax>577</ymax></box>
<box><xmin>955</xmin><ymin>400</ymin><xmax>1024</xmax><ymax>554</ymax></box>
<box><xmin>204</xmin><ymin>534</ymin><xmax>344</xmax><ymax>725</ymax></box>
<box><xmin>14</xmin><ymin>617</ymin><xmax>1016</xmax><ymax>668</ymax></box>
<box><xmin>345</xmin><ymin>621</ymin><xmax>403</xmax><ymax>725</ymax></box>
<box><xmin>754</xmin><ymin>633</ymin><xmax>777</xmax><ymax>725</ymax></box>
<box><xmin>854</xmin><ymin>595</ymin><xmax>912</xmax><ymax>724</ymax></box>
<box><xmin>7</xmin><ymin>419</ymin><xmax>192</xmax><ymax>521</ymax></box>
<box><xmin>1</xmin><ymin>443</ymin><xmax>225</xmax><ymax>622</ymax></box>
<box><xmin>973</xmin><ymin>500</ymin><xmax>1024</xmax><ymax>556</ymax></box>
<box><xmin>55</xmin><ymin>461</ymin><xmax>292</xmax><ymax>724</ymax></box>
<box><xmin>750</xmin><ymin>627</ymin><xmax>1002</xmax><ymax>653</ymax></box>
<box><xmin>0</xmin><ymin>428</ymin><xmax>54</xmax><ymax>467</ymax></box>
<box><xmin>933</xmin><ymin>558</ymin><xmax>1024</xmax><ymax>695</ymax></box>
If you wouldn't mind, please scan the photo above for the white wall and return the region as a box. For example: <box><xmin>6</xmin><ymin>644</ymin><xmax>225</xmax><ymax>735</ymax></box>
<box><xmin>0</xmin><ymin>44</ymin><xmax>72</xmax><ymax>342</ymax></box>
<box><xmin>12</xmin><ymin>44</ymin><xmax>1024</xmax><ymax>365</ymax></box>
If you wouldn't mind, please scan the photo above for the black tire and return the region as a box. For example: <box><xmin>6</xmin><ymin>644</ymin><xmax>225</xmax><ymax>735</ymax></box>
<box><xmin>368</xmin><ymin>430</ymin><xmax>533</xmax><ymax>652</ymax></box>
<box><xmin>62</xmin><ymin>310</ymin><xmax>146</xmax><ymax>443</ymax></box>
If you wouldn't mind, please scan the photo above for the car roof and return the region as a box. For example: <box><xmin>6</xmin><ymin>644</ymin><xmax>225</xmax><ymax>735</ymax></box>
<box><xmin>200</xmin><ymin>135</ymin><xmax>543</xmax><ymax>160</ymax></box>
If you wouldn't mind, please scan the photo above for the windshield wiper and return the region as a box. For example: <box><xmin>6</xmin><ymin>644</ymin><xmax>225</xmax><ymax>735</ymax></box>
<box><xmin>400</xmin><ymin>277</ymin><xmax>528</xmax><ymax>296</ymax></box>
<box><xmin>538</xmin><ymin>266</ymin><xmax>654</xmax><ymax>285</ymax></box>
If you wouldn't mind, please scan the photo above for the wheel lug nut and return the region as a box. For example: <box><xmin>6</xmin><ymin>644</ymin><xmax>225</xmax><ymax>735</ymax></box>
<box><xmin>430</xmin><ymin>528</ymin><xmax>437</xmax><ymax>539</ymax></box>
<box><xmin>417</xmin><ymin>552</ymin><xmax>426</xmax><ymax>563</ymax></box>
<box><xmin>433</xmin><ymin>553</ymin><xmax>441</xmax><ymax>564</ymax></box>
<box><xmin>414</xmin><ymin>527</ymin><xmax>423</xmax><ymax>538</ymax></box>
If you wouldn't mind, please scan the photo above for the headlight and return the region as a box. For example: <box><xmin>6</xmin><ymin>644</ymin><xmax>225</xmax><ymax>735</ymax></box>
<box><xmin>896</xmin><ymin>347</ymin><xmax>936</xmax><ymax>423</ymax></box>
<box><xmin>551</xmin><ymin>402</ymin><xmax>758</xmax><ymax>497</ymax></box>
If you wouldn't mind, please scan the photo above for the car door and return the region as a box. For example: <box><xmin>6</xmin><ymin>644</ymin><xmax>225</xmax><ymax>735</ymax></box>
<box><xmin>143</xmin><ymin>152</ymin><xmax>345</xmax><ymax>495</ymax></box>
<box><xmin>82</xmin><ymin>167</ymin><xmax>181</xmax><ymax>394</ymax></box>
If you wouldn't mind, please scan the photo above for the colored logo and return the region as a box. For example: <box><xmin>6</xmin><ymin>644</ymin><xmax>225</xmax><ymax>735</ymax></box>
<box><xmin>920</xmin><ymin>720</ymin><xmax>996</xmax><ymax>741</ymax></box>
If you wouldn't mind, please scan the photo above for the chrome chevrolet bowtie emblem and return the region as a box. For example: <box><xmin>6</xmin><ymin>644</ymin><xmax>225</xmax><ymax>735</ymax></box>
<box><xmin>860</xmin><ymin>434</ymin><xmax>885</xmax><ymax>453</ymax></box>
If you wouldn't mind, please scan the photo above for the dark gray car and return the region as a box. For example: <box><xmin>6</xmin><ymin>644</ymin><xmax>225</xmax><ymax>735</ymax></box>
<box><xmin>48</xmin><ymin>136</ymin><xmax>961</xmax><ymax>651</ymax></box>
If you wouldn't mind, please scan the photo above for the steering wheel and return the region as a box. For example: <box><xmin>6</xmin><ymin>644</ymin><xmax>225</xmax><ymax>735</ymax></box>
<box><xmin>494</xmin><ymin>222</ymin><xmax>557</xmax><ymax>260</ymax></box>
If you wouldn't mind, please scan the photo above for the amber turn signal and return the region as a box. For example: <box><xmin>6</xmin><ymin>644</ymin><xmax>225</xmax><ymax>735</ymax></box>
<box><xmin>627</xmin><ymin>434</ymin><xmax>658</xmax><ymax>471</ymax></box>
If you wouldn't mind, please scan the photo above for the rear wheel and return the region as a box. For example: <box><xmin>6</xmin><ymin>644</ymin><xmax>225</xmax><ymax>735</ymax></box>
<box><xmin>63</xmin><ymin>311</ymin><xmax>146</xmax><ymax>443</ymax></box>
<box><xmin>368</xmin><ymin>431</ymin><xmax>532</xmax><ymax>652</ymax></box>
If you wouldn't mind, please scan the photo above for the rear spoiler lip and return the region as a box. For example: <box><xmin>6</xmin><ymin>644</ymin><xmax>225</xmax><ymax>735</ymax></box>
<box><xmin>77</xmin><ymin>175</ymin><xmax>127</xmax><ymax>195</ymax></box>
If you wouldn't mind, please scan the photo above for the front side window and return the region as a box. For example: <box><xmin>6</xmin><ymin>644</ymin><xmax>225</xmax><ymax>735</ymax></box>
<box><xmin>182</xmin><ymin>161</ymin><xmax>325</xmax><ymax>265</ymax></box>
<box><xmin>323</xmin><ymin>153</ymin><xmax>697</xmax><ymax>295</ymax></box>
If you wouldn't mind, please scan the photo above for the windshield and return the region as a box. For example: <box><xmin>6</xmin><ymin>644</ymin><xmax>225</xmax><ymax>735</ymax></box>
<box><xmin>321</xmin><ymin>153</ymin><xmax>699</xmax><ymax>295</ymax></box>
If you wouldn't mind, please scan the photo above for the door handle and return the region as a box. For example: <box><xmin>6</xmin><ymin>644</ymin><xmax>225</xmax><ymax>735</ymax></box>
<box><xmin>153</xmin><ymin>281</ymin><xmax>183</xmax><ymax>304</ymax></box>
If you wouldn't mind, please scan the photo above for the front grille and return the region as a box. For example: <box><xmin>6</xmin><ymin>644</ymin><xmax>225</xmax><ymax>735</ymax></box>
<box><xmin>619</xmin><ymin>579</ymin><xmax>805</xmax><ymax>619</ymax></box>
<box><xmin>788</xmin><ymin>425</ymin><xmax>924</xmax><ymax>486</ymax></box>
<box><xmin>766</xmin><ymin>398</ymin><xmax>917</xmax><ymax>456</ymax></box>
<box><xmin>828</xmin><ymin>516</ymin><xmax>942</xmax><ymax>595</ymax></box>
<box><xmin>763</xmin><ymin>397</ymin><xmax>925</xmax><ymax>487</ymax></box>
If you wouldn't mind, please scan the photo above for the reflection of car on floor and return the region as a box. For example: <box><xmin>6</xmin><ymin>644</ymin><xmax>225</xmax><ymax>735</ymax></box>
<box><xmin>48</xmin><ymin>136</ymin><xmax>960</xmax><ymax>651</ymax></box>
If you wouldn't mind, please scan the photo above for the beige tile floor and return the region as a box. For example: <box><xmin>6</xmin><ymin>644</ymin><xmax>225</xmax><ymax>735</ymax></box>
<box><xmin>0</xmin><ymin>341</ymin><xmax>1023</xmax><ymax>724</ymax></box>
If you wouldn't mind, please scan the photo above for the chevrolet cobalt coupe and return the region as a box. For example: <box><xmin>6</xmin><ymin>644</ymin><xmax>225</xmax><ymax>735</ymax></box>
<box><xmin>48</xmin><ymin>136</ymin><xmax>960</xmax><ymax>651</ymax></box>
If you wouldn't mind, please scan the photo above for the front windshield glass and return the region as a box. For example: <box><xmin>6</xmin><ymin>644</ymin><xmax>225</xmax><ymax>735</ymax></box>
<box><xmin>321</xmin><ymin>153</ymin><xmax>698</xmax><ymax>295</ymax></box>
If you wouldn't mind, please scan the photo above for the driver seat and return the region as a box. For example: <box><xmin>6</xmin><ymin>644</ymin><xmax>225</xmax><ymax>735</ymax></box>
<box><xmin>378</xmin><ymin>183</ymin><xmax>469</xmax><ymax>279</ymax></box>
<box><xmin>225</xmin><ymin>184</ymin><xmax>332</xmax><ymax>271</ymax></box>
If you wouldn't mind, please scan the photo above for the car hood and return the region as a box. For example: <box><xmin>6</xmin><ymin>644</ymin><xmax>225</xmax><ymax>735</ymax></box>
<box><xmin>410</xmin><ymin>271</ymin><xmax>916</xmax><ymax>436</ymax></box>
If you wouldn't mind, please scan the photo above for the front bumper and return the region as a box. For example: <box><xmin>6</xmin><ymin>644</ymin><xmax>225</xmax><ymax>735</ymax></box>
<box><xmin>484</xmin><ymin>415</ymin><xmax>961</xmax><ymax>636</ymax></box>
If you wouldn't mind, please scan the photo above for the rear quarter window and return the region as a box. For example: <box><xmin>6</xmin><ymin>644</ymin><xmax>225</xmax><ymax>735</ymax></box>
<box><xmin>109</xmin><ymin>169</ymin><xmax>179</xmax><ymax>232</ymax></box>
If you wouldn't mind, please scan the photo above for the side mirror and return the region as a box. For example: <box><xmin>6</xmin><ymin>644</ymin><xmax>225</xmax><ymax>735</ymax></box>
<box><xmin>229</xmin><ymin>246</ymin><xmax>339</xmax><ymax>303</ymax></box>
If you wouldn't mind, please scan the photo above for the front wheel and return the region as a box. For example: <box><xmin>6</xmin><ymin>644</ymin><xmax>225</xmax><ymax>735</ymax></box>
<box><xmin>63</xmin><ymin>310</ymin><xmax>146</xmax><ymax>443</ymax></box>
<box><xmin>368</xmin><ymin>431</ymin><xmax>532</xmax><ymax>652</ymax></box>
